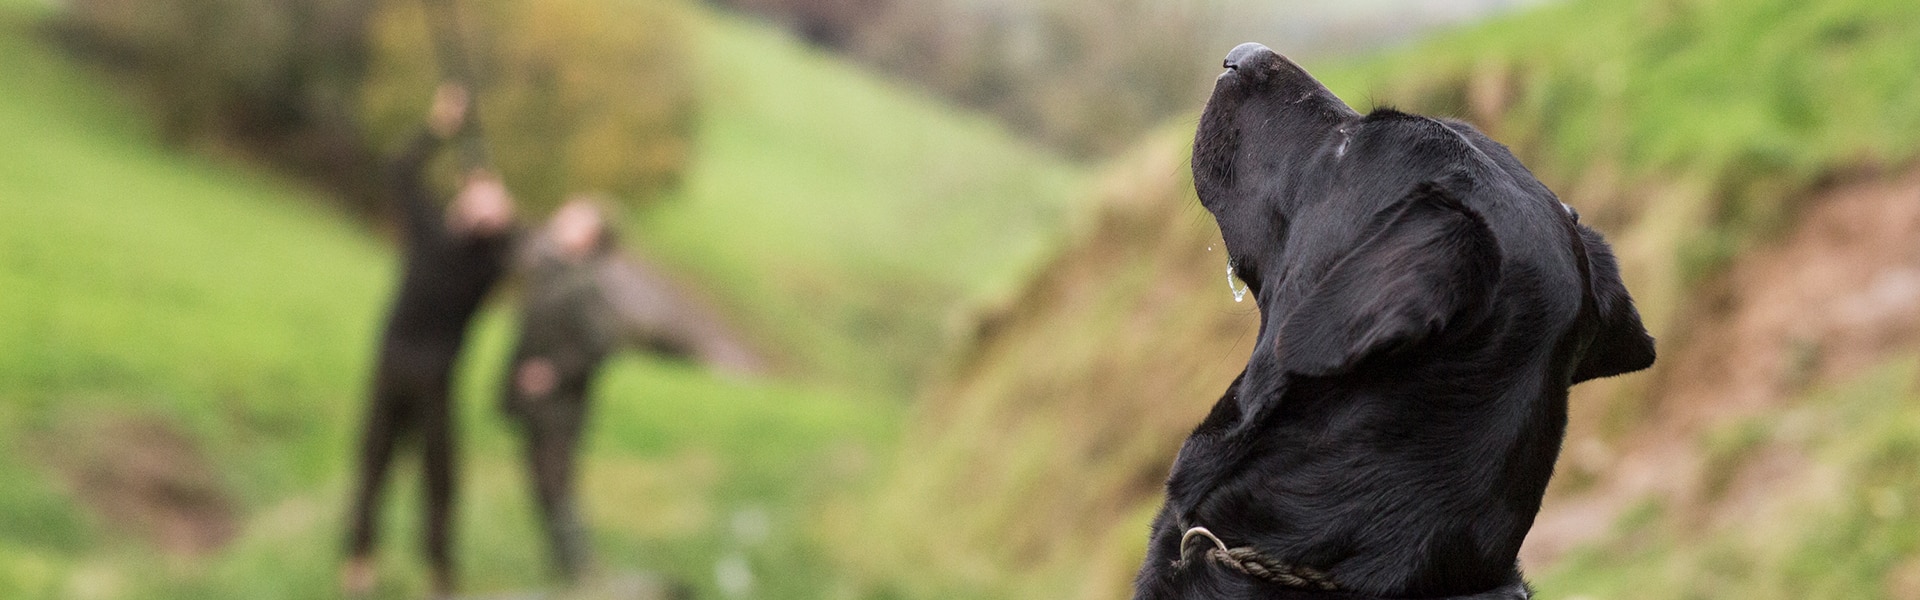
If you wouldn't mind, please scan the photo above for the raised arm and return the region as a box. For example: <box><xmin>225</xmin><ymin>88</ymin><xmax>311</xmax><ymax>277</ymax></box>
<box><xmin>594</xmin><ymin>254</ymin><xmax>765</xmax><ymax>377</ymax></box>
<box><xmin>389</xmin><ymin>83</ymin><xmax>471</xmax><ymax>242</ymax></box>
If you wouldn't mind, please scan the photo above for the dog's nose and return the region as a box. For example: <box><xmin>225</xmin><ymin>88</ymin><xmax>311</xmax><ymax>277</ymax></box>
<box><xmin>1223</xmin><ymin>42</ymin><xmax>1277</xmax><ymax>71</ymax></box>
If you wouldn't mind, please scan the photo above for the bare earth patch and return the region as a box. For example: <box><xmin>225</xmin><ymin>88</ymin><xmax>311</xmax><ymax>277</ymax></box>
<box><xmin>42</xmin><ymin>417</ymin><xmax>238</xmax><ymax>557</ymax></box>
<box><xmin>1523</xmin><ymin>168</ymin><xmax>1920</xmax><ymax>568</ymax></box>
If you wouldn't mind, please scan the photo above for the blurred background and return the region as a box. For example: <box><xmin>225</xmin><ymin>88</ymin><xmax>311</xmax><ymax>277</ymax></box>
<box><xmin>2</xmin><ymin>0</ymin><xmax>1918</xmax><ymax>597</ymax></box>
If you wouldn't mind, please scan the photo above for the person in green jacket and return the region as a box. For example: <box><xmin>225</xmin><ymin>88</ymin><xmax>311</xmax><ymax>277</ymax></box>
<box><xmin>503</xmin><ymin>197</ymin><xmax>761</xmax><ymax>582</ymax></box>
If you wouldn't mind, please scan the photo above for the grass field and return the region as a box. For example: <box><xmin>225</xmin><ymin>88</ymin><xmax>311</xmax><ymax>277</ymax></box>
<box><xmin>0</xmin><ymin>0</ymin><xmax>1082</xmax><ymax>596</ymax></box>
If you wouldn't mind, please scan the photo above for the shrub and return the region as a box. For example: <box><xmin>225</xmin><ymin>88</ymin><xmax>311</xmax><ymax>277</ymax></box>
<box><xmin>359</xmin><ymin>0</ymin><xmax>697</xmax><ymax>214</ymax></box>
<box><xmin>52</xmin><ymin>0</ymin><xmax>697</xmax><ymax>216</ymax></box>
<box><xmin>52</xmin><ymin>0</ymin><xmax>371</xmax><ymax>143</ymax></box>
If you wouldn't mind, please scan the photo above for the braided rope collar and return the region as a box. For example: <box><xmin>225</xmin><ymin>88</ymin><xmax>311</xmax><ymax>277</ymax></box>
<box><xmin>1177</xmin><ymin>526</ymin><xmax>1340</xmax><ymax>591</ymax></box>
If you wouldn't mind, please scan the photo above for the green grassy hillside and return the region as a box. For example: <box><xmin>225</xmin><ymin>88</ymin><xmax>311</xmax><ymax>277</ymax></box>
<box><xmin>0</xmin><ymin>0</ymin><xmax>1081</xmax><ymax>597</ymax></box>
<box><xmin>638</xmin><ymin>13</ymin><xmax>1085</xmax><ymax>392</ymax></box>
<box><xmin>834</xmin><ymin>0</ymin><xmax>1920</xmax><ymax>597</ymax></box>
<box><xmin>1325</xmin><ymin>0</ymin><xmax>1920</xmax><ymax>340</ymax></box>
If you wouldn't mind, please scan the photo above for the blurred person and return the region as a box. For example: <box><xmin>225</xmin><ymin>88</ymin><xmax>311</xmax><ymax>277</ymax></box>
<box><xmin>342</xmin><ymin>82</ymin><xmax>517</xmax><ymax>598</ymax></box>
<box><xmin>503</xmin><ymin>197</ymin><xmax>762</xmax><ymax>582</ymax></box>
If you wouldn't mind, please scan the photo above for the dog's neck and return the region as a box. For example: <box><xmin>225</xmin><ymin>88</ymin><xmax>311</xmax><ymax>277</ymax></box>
<box><xmin>1162</xmin><ymin>366</ymin><xmax>1285</xmax><ymax>527</ymax></box>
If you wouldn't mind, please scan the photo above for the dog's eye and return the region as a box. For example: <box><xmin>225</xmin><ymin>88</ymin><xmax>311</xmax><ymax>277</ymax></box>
<box><xmin>1561</xmin><ymin>202</ymin><xmax>1580</xmax><ymax>222</ymax></box>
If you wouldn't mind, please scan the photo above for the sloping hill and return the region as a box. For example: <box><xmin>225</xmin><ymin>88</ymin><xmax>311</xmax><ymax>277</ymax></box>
<box><xmin>834</xmin><ymin>0</ymin><xmax>1920</xmax><ymax>597</ymax></box>
<box><xmin>826</xmin><ymin>136</ymin><xmax>1255</xmax><ymax>600</ymax></box>
<box><xmin>637</xmin><ymin>12</ymin><xmax>1086</xmax><ymax>393</ymax></box>
<box><xmin>0</xmin><ymin>1</ymin><xmax>1079</xmax><ymax>597</ymax></box>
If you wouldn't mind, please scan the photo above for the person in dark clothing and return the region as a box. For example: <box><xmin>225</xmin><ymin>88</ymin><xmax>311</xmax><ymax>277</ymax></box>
<box><xmin>342</xmin><ymin>83</ymin><xmax>516</xmax><ymax>598</ymax></box>
<box><xmin>503</xmin><ymin>198</ymin><xmax>761</xmax><ymax>582</ymax></box>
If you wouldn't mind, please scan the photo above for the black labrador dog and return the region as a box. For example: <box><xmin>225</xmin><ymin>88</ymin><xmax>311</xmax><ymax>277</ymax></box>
<box><xmin>1133</xmin><ymin>44</ymin><xmax>1656</xmax><ymax>600</ymax></box>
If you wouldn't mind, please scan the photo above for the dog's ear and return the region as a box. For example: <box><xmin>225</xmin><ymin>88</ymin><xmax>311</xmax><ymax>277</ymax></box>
<box><xmin>1277</xmin><ymin>181</ymin><xmax>1501</xmax><ymax>377</ymax></box>
<box><xmin>1571</xmin><ymin>224</ymin><xmax>1656</xmax><ymax>383</ymax></box>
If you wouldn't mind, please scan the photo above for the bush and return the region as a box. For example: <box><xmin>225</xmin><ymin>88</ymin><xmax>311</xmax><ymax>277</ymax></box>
<box><xmin>52</xmin><ymin>0</ymin><xmax>371</xmax><ymax>142</ymax></box>
<box><xmin>359</xmin><ymin>0</ymin><xmax>697</xmax><ymax>214</ymax></box>
<box><xmin>52</xmin><ymin>0</ymin><xmax>697</xmax><ymax>217</ymax></box>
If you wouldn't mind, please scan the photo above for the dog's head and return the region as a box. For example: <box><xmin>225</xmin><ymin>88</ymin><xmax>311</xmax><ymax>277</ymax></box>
<box><xmin>1148</xmin><ymin>45</ymin><xmax>1655</xmax><ymax>597</ymax></box>
<box><xmin>1193</xmin><ymin>43</ymin><xmax>1652</xmax><ymax>383</ymax></box>
<box><xmin>1194</xmin><ymin>43</ymin><xmax>1358</xmax><ymax>304</ymax></box>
